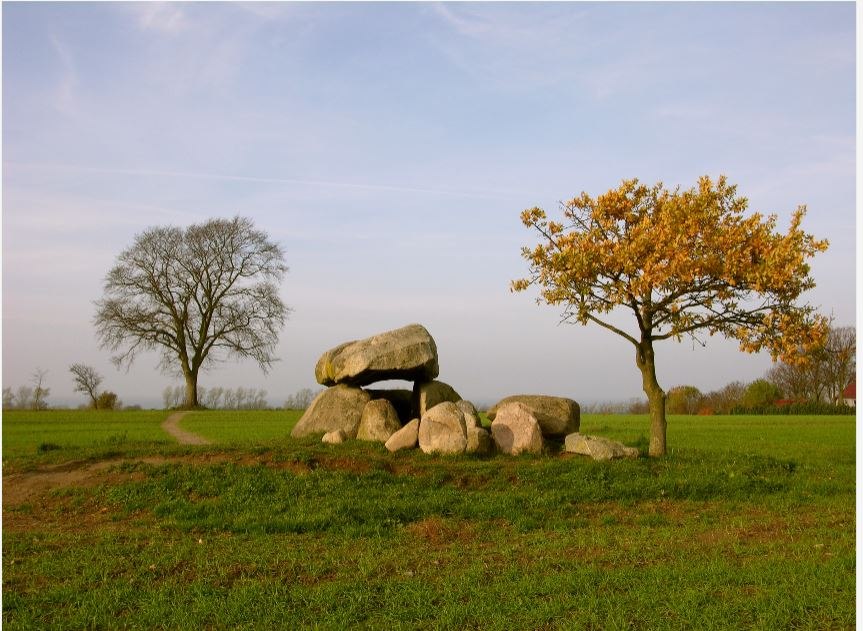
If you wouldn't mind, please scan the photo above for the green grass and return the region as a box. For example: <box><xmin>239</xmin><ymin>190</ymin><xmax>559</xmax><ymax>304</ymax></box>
<box><xmin>3</xmin><ymin>412</ymin><xmax>855</xmax><ymax>629</ymax></box>
<box><xmin>180</xmin><ymin>409</ymin><xmax>302</xmax><ymax>443</ymax></box>
<box><xmin>2</xmin><ymin>410</ymin><xmax>173</xmax><ymax>460</ymax></box>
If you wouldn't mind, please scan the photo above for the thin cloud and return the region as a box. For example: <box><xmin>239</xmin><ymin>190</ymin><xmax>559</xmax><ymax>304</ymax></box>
<box><xmin>48</xmin><ymin>35</ymin><xmax>78</xmax><ymax>114</ymax></box>
<box><xmin>4</xmin><ymin>161</ymin><xmax>533</xmax><ymax>200</ymax></box>
<box><xmin>135</xmin><ymin>2</ymin><xmax>188</xmax><ymax>34</ymax></box>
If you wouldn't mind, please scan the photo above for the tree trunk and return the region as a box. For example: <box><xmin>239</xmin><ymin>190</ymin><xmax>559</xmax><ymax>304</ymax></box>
<box><xmin>183</xmin><ymin>369</ymin><xmax>199</xmax><ymax>408</ymax></box>
<box><xmin>636</xmin><ymin>341</ymin><xmax>667</xmax><ymax>457</ymax></box>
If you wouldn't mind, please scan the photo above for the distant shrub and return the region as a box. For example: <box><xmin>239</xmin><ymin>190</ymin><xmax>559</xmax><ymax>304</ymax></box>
<box><xmin>37</xmin><ymin>442</ymin><xmax>62</xmax><ymax>453</ymax></box>
<box><xmin>96</xmin><ymin>391</ymin><xmax>119</xmax><ymax>410</ymax></box>
<box><xmin>731</xmin><ymin>401</ymin><xmax>855</xmax><ymax>415</ymax></box>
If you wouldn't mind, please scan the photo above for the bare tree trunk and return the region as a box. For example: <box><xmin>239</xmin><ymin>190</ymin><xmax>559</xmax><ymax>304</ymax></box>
<box><xmin>183</xmin><ymin>369</ymin><xmax>199</xmax><ymax>408</ymax></box>
<box><xmin>637</xmin><ymin>341</ymin><xmax>667</xmax><ymax>457</ymax></box>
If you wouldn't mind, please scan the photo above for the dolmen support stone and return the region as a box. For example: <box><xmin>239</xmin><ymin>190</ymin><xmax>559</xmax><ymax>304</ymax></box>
<box><xmin>291</xmin><ymin>384</ymin><xmax>370</xmax><ymax>439</ymax></box>
<box><xmin>488</xmin><ymin>394</ymin><xmax>580</xmax><ymax>437</ymax></box>
<box><xmin>356</xmin><ymin>399</ymin><xmax>402</xmax><ymax>442</ymax></box>
<box><xmin>315</xmin><ymin>323</ymin><xmax>439</xmax><ymax>387</ymax></box>
<box><xmin>418</xmin><ymin>401</ymin><xmax>467</xmax><ymax>455</ymax></box>
<box><xmin>413</xmin><ymin>380</ymin><xmax>461</xmax><ymax>419</ymax></box>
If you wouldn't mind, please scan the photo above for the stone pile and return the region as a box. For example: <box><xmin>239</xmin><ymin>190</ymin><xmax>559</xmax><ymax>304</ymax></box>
<box><xmin>292</xmin><ymin>323</ymin><xmax>635</xmax><ymax>460</ymax></box>
<box><xmin>291</xmin><ymin>323</ymin><xmax>491</xmax><ymax>453</ymax></box>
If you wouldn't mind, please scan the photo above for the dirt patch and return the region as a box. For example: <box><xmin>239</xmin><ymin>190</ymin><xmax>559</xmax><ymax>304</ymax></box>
<box><xmin>406</xmin><ymin>516</ymin><xmax>479</xmax><ymax>547</ymax></box>
<box><xmin>161</xmin><ymin>412</ymin><xmax>211</xmax><ymax>445</ymax></box>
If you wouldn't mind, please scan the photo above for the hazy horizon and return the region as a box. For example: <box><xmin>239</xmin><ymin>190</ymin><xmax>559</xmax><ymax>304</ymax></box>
<box><xmin>2</xmin><ymin>3</ymin><xmax>856</xmax><ymax>410</ymax></box>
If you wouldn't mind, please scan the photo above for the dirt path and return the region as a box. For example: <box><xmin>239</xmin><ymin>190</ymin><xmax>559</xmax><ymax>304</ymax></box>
<box><xmin>161</xmin><ymin>411</ymin><xmax>212</xmax><ymax>446</ymax></box>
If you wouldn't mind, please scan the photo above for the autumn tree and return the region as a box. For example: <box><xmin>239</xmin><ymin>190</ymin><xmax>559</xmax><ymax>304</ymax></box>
<box><xmin>513</xmin><ymin>176</ymin><xmax>828</xmax><ymax>456</ymax></box>
<box><xmin>666</xmin><ymin>385</ymin><xmax>703</xmax><ymax>415</ymax></box>
<box><xmin>741</xmin><ymin>379</ymin><xmax>782</xmax><ymax>409</ymax></box>
<box><xmin>69</xmin><ymin>363</ymin><xmax>103</xmax><ymax>409</ymax></box>
<box><xmin>95</xmin><ymin>217</ymin><xmax>289</xmax><ymax>408</ymax></box>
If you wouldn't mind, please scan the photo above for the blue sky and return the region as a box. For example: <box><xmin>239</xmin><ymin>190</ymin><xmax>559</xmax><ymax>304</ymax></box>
<box><xmin>2</xmin><ymin>2</ymin><xmax>856</xmax><ymax>408</ymax></box>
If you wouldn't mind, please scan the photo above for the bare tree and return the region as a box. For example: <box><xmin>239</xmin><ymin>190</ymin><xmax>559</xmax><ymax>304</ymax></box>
<box><xmin>69</xmin><ymin>363</ymin><xmax>104</xmax><ymax>409</ymax></box>
<box><xmin>15</xmin><ymin>386</ymin><xmax>34</xmax><ymax>410</ymax></box>
<box><xmin>235</xmin><ymin>388</ymin><xmax>248</xmax><ymax>410</ymax></box>
<box><xmin>284</xmin><ymin>387</ymin><xmax>318</xmax><ymax>410</ymax></box>
<box><xmin>204</xmin><ymin>386</ymin><xmax>224</xmax><ymax>409</ymax></box>
<box><xmin>823</xmin><ymin>326</ymin><xmax>855</xmax><ymax>403</ymax></box>
<box><xmin>2</xmin><ymin>387</ymin><xmax>13</xmax><ymax>410</ymax></box>
<box><xmin>162</xmin><ymin>385</ymin><xmax>174</xmax><ymax>409</ymax></box>
<box><xmin>701</xmin><ymin>381</ymin><xmax>746</xmax><ymax>415</ymax></box>
<box><xmin>31</xmin><ymin>369</ymin><xmax>50</xmax><ymax>410</ymax></box>
<box><xmin>162</xmin><ymin>385</ymin><xmax>185</xmax><ymax>409</ymax></box>
<box><xmin>767</xmin><ymin>325</ymin><xmax>855</xmax><ymax>403</ymax></box>
<box><xmin>251</xmin><ymin>388</ymin><xmax>268</xmax><ymax>409</ymax></box>
<box><xmin>95</xmin><ymin>217</ymin><xmax>289</xmax><ymax>408</ymax></box>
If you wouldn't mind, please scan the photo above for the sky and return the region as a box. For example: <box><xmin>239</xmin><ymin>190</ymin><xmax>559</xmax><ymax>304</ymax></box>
<box><xmin>1</xmin><ymin>2</ymin><xmax>856</xmax><ymax>409</ymax></box>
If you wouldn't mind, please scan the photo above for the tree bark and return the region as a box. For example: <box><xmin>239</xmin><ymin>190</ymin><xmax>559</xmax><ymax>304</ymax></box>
<box><xmin>636</xmin><ymin>340</ymin><xmax>667</xmax><ymax>457</ymax></box>
<box><xmin>183</xmin><ymin>369</ymin><xmax>199</xmax><ymax>408</ymax></box>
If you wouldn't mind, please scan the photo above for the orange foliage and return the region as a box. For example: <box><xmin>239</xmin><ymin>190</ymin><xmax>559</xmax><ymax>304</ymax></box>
<box><xmin>513</xmin><ymin>175</ymin><xmax>828</xmax><ymax>363</ymax></box>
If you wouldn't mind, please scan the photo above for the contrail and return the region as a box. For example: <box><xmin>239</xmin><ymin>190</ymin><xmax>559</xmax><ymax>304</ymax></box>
<box><xmin>4</xmin><ymin>161</ymin><xmax>531</xmax><ymax>200</ymax></box>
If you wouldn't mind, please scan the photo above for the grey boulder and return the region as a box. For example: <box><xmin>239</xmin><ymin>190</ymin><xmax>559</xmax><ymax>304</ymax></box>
<box><xmin>315</xmin><ymin>324</ymin><xmax>439</xmax><ymax>387</ymax></box>
<box><xmin>291</xmin><ymin>385</ymin><xmax>371</xmax><ymax>439</ymax></box>
<box><xmin>413</xmin><ymin>380</ymin><xmax>461</xmax><ymax>419</ymax></box>
<box><xmin>356</xmin><ymin>399</ymin><xmax>402</xmax><ymax>442</ymax></box>
<box><xmin>365</xmin><ymin>388</ymin><xmax>414</xmax><ymax>423</ymax></box>
<box><xmin>466</xmin><ymin>425</ymin><xmax>493</xmax><ymax>455</ymax></box>
<box><xmin>488</xmin><ymin>395</ymin><xmax>579</xmax><ymax>437</ymax></box>
<box><xmin>490</xmin><ymin>402</ymin><xmax>544</xmax><ymax>455</ymax></box>
<box><xmin>564</xmin><ymin>433</ymin><xmax>639</xmax><ymax>461</ymax></box>
<box><xmin>418</xmin><ymin>401</ymin><xmax>467</xmax><ymax>455</ymax></box>
<box><xmin>385</xmin><ymin>418</ymin><xmax>420</xmax><ymax>452</ymax></box>
<box><xmin>456</xmin><ymin>400</ymin><xmax>481</xmax><ymax>429</ymax></box>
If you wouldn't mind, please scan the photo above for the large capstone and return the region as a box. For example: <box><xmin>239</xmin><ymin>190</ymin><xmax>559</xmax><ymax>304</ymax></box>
<box><xmin>314</xmin><ymin>324</ymin><xmax>439</xmax><ymax>387</ymax></box>
<box><xmin>290</xmin><ymin>385</ymin><xmax>371</xmax><ymax>439</ymax></box>
<box><xmin>488</xmin><ymin>394</ymin><xmax>580</xmax><ymax>437</ymax></box>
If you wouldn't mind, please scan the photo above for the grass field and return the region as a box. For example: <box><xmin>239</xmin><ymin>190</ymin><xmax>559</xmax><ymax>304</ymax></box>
<box><xmin>2</xmin><ymin>410</ymin><xmax>173</xmax><ymax>460</ymax></box>
<box><xmin>2</xmin><ymin>409</ymin><xmax>855</xmax><ymax>629</ymax></box>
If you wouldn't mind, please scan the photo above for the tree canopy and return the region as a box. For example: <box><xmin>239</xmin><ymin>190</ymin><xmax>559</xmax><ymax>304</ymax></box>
<box><xmin>513</xmin><ymin>175</ymin><xmax>828</xmax><ymax>456</ymax></box>
<box><xmin>95</xmin><ymin>216</ymin><xmax>288</xmax><ymax>408</ymax></box>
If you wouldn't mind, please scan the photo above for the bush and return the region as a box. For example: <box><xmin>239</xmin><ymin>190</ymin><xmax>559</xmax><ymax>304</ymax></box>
<box><xmin>96</xmin><ymin>391</ymin><xmax>119</xmax><ymax>410</ymax></box>
<box><xmin>730</xmin><ymin>401</ymin><xmax>855</xmax><ymax>415</ymax></box>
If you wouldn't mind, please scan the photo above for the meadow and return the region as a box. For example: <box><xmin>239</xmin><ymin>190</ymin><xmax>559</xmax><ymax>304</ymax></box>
<box><xmin>2</xmin><ymin>409</ymin><xmax>855</xmax><ymax>629</ymax></box>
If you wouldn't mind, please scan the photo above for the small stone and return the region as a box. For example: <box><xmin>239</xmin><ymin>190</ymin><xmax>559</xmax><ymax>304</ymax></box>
<box><xmin>563</xmin><ymin>433</ymin><xmax>639</xmax><ymax>460</ymax></box>
<box><xmin>322</xmin><ymin>429</ymin><xmax>348</xmax><ymax>444</ymax></box>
